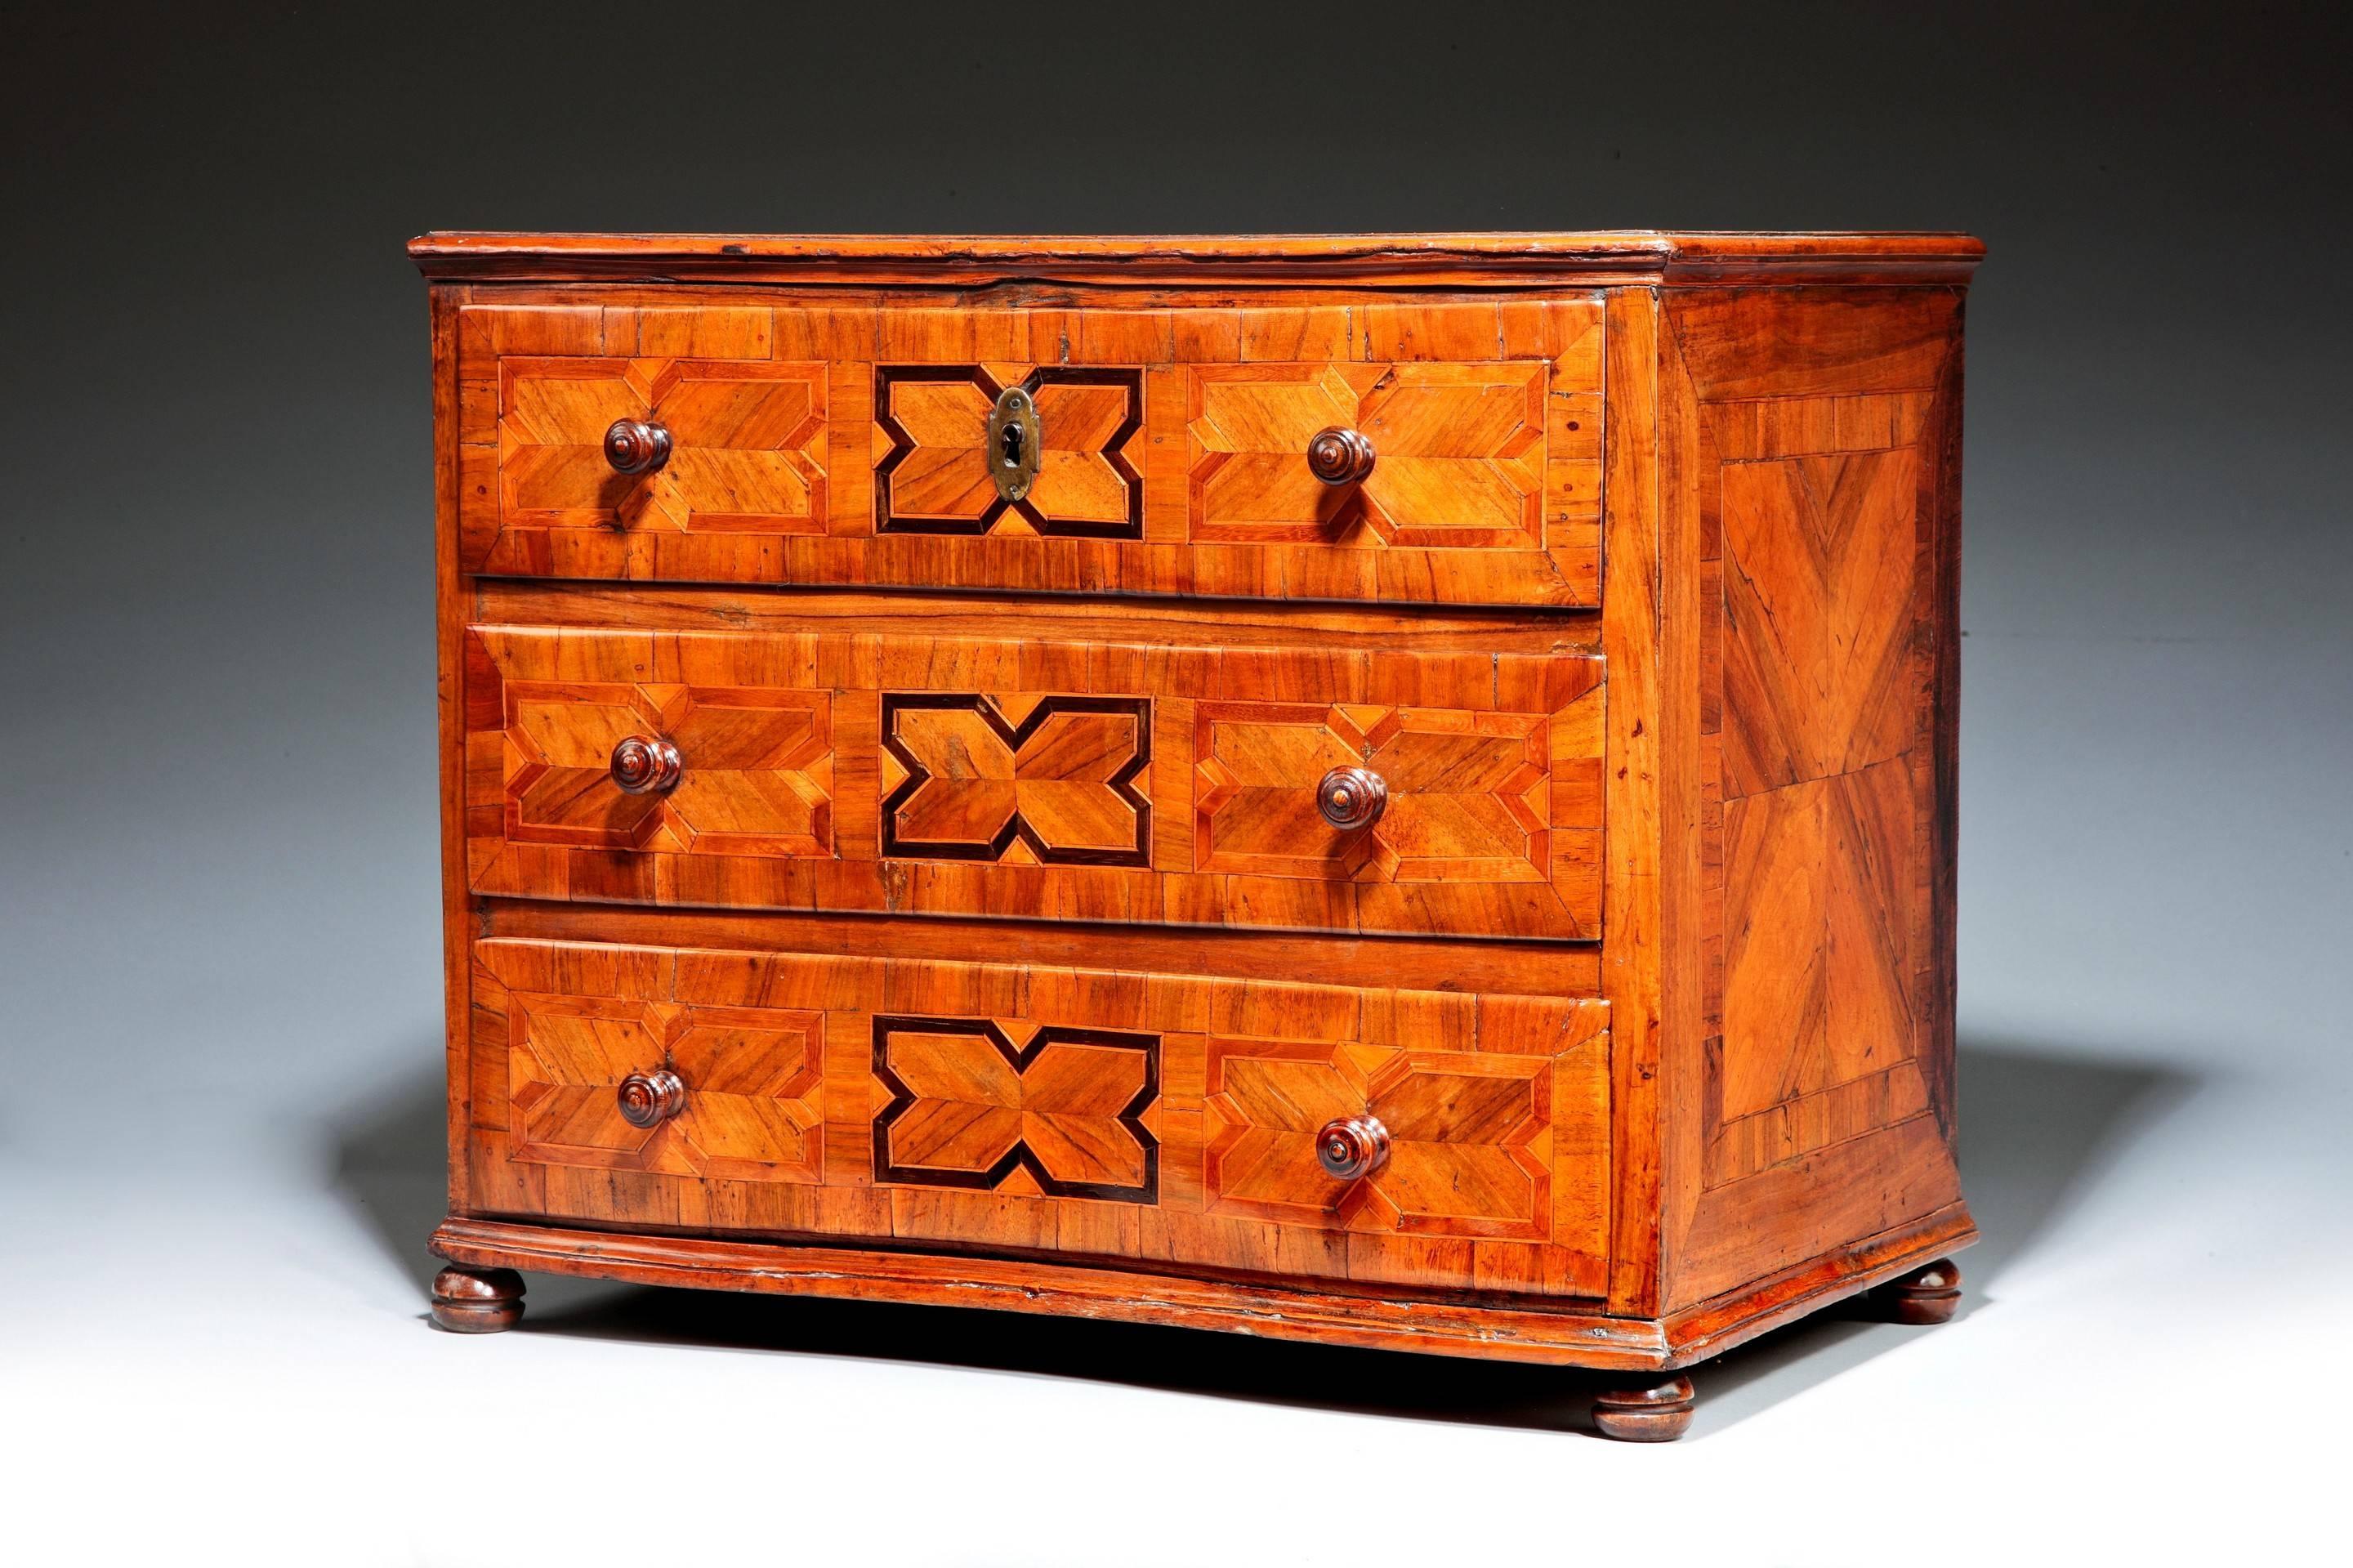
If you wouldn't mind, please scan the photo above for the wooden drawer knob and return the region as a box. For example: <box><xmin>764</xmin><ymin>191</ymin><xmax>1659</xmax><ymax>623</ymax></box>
<box><xmin>1316</xmin><ymin>1115</ymin><xmax>1390</xmax><ymax>1180</ymax></box>
<box><xmin>616</xmin><ymin>1069</ymin><xmax>686</xmax><ymax>1128</ymax></box>
<box><xmin>603</xmin><ymin>417</ymin><xmax>672</xmax><ymax>475</ymax></box>
<box><xmin>1316</xmin><ymin>765</ymin><xmax>1388</xmax><ymax>830</ymax></box>
<box><xmin>609</xmin><ymin>735</ymin><xmax>683</xmax><ymax>794</ymax></box>
<box><xmin>1306</xmin><ymin>426</ymin><xmax>1375</xmax><ymax>485</ymax></box>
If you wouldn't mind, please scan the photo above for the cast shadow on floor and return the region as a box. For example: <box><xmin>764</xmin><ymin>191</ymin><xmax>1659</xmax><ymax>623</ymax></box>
<box><xmin>1689</xmin><ymin>1037</ymin><xmax>2195</xmax><ymax>1430</ymax></box>
<box><xmin>330</xmin><ymin>1036</ymin><xmax>2193</xmax><ymax>1436</ymax></box>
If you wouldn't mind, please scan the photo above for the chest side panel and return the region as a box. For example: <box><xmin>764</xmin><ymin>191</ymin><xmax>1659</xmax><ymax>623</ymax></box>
<box><xmin>1660</xmin><ymin>287</ymin><xmax>1971</xmax><ymax>1309</ymax></box>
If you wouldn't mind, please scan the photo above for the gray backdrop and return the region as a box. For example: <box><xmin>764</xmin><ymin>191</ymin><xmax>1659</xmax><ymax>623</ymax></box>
<box><xmin>5</xmin><ymin>4</ymin><xmax>2346</xmax><ymax>1561</ymax></box>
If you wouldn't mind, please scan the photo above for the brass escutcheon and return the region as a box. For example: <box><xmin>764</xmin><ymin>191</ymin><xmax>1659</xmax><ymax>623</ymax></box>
<box><xmin>986</xmin><ymin>384</ymin><xmax>1041</xmax><ymax>503</ymax></box>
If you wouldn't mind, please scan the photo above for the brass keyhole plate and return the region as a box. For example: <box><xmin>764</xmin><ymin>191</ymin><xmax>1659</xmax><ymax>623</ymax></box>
<box><xmin>986</xmin><ymin>385</ymin><xmax>1041</xmax><ymax>503</ymax></box>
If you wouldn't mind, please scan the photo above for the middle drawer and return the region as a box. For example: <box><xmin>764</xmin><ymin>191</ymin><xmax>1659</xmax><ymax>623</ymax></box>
<box><xmin>464</xmin><ymin>614</ymin><xmax>1603</xmax><ymax>940</ymax></box>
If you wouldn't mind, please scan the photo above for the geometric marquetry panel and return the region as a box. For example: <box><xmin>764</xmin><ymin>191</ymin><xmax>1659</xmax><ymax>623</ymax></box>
<box><xmin>873</xmin><ymin>366</ymin><xmax>1143</xmax><ymax>538</ymax></box>
<box><xmin>426</xmin><ymin>261</ymin><xmax>1990</xmax><ymax>1360</ymax></box>
<box><xmin>506</xmin><ymin>990</ymin><xmax>824</xmax><ymax>1184</ymax></box>
<box><xmin>880</xmin><ymin>694</ymin><xmax>1152</xmax><ymax>867</ymax></box>
<box><xmin>1720</xmin><ymin>449</ymin><xmax>1920</xmax><ymax>799</ymax></box>
<box><xmin>1204</xmin><ymin>1041</ymin><xmax>1554</xmax><ymax>1240</ymax></box>
<box><xmin>463</xmin><ymin>620</ymin><xmax>1601</xmax><ymax>940</ymax></box>
<box><xmin>500</xmin><ymin>356</ymin><xmax>830</xmax><ymax>534</ymax></box>
<box><xmin>872</xmin><ymin>1015</ymin><xmax>1159</xmax><ymax>1203</ymax></box>
<box><xmin>484</xmin><ymin>657</ymin><xmax>834</xmax><ymax>860</ymax></box>
<box><xmin>453</xmin><ymin>297</ymin><xmax>1601</xmax><ymax>605</ymax></box>
<box><xmin>1194</xmin><ymin>702</ymin><xmax>1552</xmax><ymax>884</ymax></box>
<box><xmin>1718</xmin><ymin>757</ymin><xmax>1918</xmax><ymax>1126</ymax></box>
<box><xmin>1643</xmin><ymin>280</ymin><xmax>1973</xmax><ymax>1316</ymax></box>
<box><xmin>1701</xmin><ymin>389</ymin><xmax>1940</xmax><ymax>1191</ymax></box>
<box><xmin>1187</xmin><ymin>363</ymin><xmax>1547</xmax><ymax>549</ymax></box>
<box><xmin>465</xmin><ymin>937</ymin><xmax>1613</xmax><ymax>1300</ymax></box>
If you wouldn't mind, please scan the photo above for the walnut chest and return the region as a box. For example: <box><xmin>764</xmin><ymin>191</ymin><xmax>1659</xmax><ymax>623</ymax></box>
<box><xmin>414</xmin><ymin>231</ymin><xmax>1980</xmax><ymax>1439</ymax></box>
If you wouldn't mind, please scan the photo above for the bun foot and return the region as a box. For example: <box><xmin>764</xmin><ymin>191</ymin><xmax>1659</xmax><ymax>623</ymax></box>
<box><xmin>431</xmin><ymin>1265</ymin><xmax>525</xmax><ymax>1333</ymax></box>
<box><xmin>1873</xmin><ymin>1257</ymin><xmax>1962</xmax><ymax>1325</ymax></box>
<box><xmin>1592</xmin><ymin>1374</ymin><xmax>1696</xmax><ymax>1442</ymax></box>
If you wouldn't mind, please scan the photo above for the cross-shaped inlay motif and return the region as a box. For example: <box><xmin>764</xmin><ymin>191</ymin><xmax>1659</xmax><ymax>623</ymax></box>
<box><xmin>873</xmin><ymin>365</ymin><xmax>1142</xmax><ymax>537</ymax></box>
<box><xmin>872</xmin><ymin>1015</ymin><xmax>1160</xmax><ymax>1203</ymax></box>
<box><xmin>880</xmin><ymin>693</ymin><xmax>1152</xmax><ymax>867</ymax></box>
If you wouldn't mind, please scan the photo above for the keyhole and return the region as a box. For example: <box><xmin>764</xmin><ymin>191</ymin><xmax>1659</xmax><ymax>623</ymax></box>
<box><xmin>1000</xmin><ymin>420</ymin><xmax>1025</xmax><ymax>469</ymax></box>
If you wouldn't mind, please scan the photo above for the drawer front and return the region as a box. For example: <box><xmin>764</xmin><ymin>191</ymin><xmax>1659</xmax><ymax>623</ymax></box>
<box><xmin>466</xmin><ymin>623</ymin><xmax>1602</xmax><ymax>940</ymax></box>
<box><xmin>453</xmin><ymin>297</ymin><xmax>1601</xmax><ymax>606</ymax></box>
<box><xmin>465</xmin><ymin>937</ymin><xmax>1611</xmax><ymax>1298</ymax></box>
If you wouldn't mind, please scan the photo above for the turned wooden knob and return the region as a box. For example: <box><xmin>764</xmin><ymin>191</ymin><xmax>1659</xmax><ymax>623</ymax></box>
<box><xmin>1306</xmin><ymin>426</ymin><xmax>1376</xmax><ymax>485</ymax></box>
<box><xmin>602</xmin><ymin>417</ymin><xmax>672</xmax><ymax>475</ymax></box>
<box><xmin>1316</xmin><ymin>766</ymin><xmax>1388</xmax><ymax>830</ymax></box>
<box><xmin>609</xmin><ymin>735</ymin><xmax>682</xmax><ymax>794</ymax></box>
<box><xmin>1315</xmin><ymin>1115</ymin><xmax>1390</xmax><ymax>1180</ymax></box>
<box><xmin>616</xmin><ymin>1069</ymin><xmax>686</xmax><ymax>1128</ymax></box>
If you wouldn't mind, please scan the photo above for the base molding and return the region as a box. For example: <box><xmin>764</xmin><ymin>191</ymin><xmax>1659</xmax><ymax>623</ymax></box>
<box><xmin>1661</xmin><ymin>1199</ymin><xmax>1977</xmax><ymax>1364</ymax></box>
<box><xmin>430</xmin><ymin>1203</ymin><xmax>1974</xmax><ymax>1371</ymax></box>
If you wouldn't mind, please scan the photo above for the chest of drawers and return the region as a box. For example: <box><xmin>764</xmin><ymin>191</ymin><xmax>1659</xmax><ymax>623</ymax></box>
<box><xmin>415</xmin><ymin>232</ymin><xmax>1980</xmax><ymax>1439</ymax></box>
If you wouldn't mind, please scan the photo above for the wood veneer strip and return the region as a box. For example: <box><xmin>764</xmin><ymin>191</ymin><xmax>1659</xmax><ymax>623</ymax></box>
<box><xmin>409</xmin><ymin>231</ymin><xmax>1985</xmax><ymax>288</ymax></box>
<box><xmin>474</xmin><ymin>580</ymin><xmax>1601</xmax><ymax>655</ymax></box>
<box><xmin>427</xmin><ymin>1203</ymin><xmax>1974</xmax><ymax>1371</ymax></box>
<box><xmin>432</xmin><ymin>284</ymin><xmax>473</xmax><ymax>1216</ymax></box>
<box><xmin>431</xmin><ymin>1217</ymin><xmax>1672</xmax><ymax>1369</ymax></box>
<box><xmin>1601</xmin><ymin>289</ymin><xmax>1665</xmax><ymax>1316</ymax></box>
<box><xmin>1659</xmin><ymin>1200</ymin><xmax>1978</xmax><ymax>1365</ymax></box>
<box><xmin>483</xmin><ymin>900</ymin><xmax>1605</xmax><ymax>999</ymax></box>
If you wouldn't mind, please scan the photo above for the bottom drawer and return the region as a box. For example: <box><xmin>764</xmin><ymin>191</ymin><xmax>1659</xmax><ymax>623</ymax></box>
<box><xmin>462</xmin><ymin>936</ymin><xmax>1610</xmax><ymax>1299</ymax></box>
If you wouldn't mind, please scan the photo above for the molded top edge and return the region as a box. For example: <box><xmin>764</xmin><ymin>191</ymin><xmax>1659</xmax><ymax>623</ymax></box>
<box><xmin>407</xmin><ymin>230</ymin><xmax>1985</xmax><ymax>285</ymax></box>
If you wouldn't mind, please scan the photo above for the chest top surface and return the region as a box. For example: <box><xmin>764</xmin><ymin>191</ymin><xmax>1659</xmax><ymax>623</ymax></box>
<box><xmin>409</xmin><ymin>230</ymin><xmax>1985</xmax><ymax>286</ymax></box>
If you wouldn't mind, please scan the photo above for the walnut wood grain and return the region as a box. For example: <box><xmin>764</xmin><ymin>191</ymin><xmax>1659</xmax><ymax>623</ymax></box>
<box><xmin>1655</xmin><ymin>285</ymin><xmax>1973</xmax><ymax>1313</ymax></box>
<box><xmin>1600</xmin><ymin>286</ymin><xmax>1667</xmax><ymax>1317</ymax></box>
<box><xmin>475</xmin><ymin>579</ymin><xmax>1600</xmax><ymax>655</ymax></box>
<box><xmin>422</xmin><ymin>233</ymin><xmax>1980</xmax><ymax>1380</ymax></box>
<box><xmin>432</xmin><ymin>1216</ymin><xmax>1671</xmax><ymax>1366</ymax></box>
<box><xmin>446</xmin><ymin>290</ymin><xmax>1604</xmax><ymax>607</ymax></box>
<box><xmin>464</xmin><ymin>936</ymin><xmax>1613</xmax><ymax>1299</ymax></box>
<box><xmin>433</xmin><ymin>288</ymin><xmax>472</xmax><ymax>1222</ymax></box>
<box><xmin>484</xmin><ymin>900</ymin><xmax>1605</xmax><ymax>997</ymax></box>
<box><xmin>462</xmin><ymin>620</ymin><xmax>1605</xmax><ymax>941</ymax></box>
<box><xmin>410</xmin><ymin>231</ymin><xmax>1987</xmax><ymax>287</ymax></box>
<box><xmin>426</xmin><ymin>1208</ymin><xmax>1975</xmax><ymax>1370</ymax></box>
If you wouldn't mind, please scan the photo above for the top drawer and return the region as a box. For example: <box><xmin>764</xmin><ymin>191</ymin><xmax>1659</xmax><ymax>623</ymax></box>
<box><xmin>450</xmin><ymin>295</ymin><xmax>1602</xmax><ymax>607</ymax></box>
